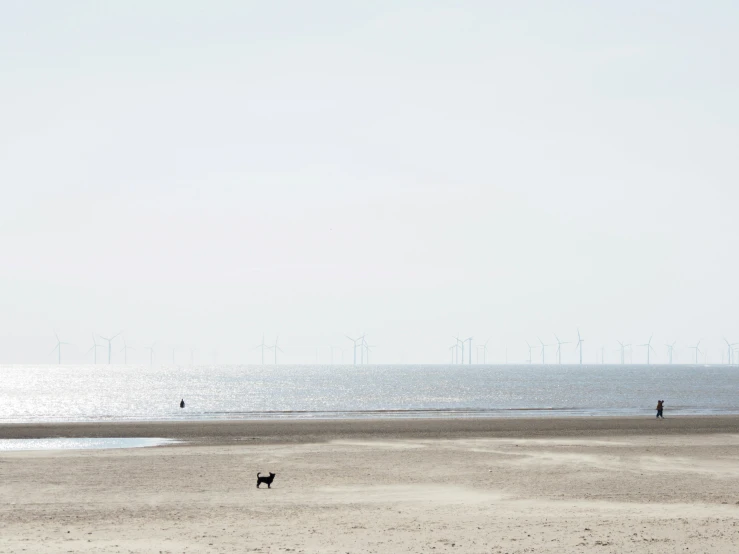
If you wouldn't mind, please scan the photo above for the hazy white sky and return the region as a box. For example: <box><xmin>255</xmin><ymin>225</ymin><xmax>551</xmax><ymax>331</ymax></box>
<box><xmin>2</xmin><ymin>1</ymin><xmax>738</xmax><ymax>364</ymax></box>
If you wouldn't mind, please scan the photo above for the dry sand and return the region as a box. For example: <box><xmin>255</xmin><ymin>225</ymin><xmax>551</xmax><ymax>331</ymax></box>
<box><xmin>3</xmin><ymin>417</ymin><xmax>739</xmax><ymax>553</ymax></box>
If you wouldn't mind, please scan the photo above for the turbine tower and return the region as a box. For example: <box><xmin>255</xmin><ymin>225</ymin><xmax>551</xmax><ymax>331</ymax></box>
<box><xmin>268</xmin><ymin>336</ymin><xmax>283</xmax><ymax>365</ymax></box>
<box><xmin>665</xmin><ymin>341</ymin><xmax>676</xmax><ymax>364</ymax></box>
<box><xmin>190</xmin><ymin>347</ymin><xmax>196</xmax><ymax>366</ymax></box>
<box><xmin>554</xmin><ymin>334</ymin><xmax>570</xmax><ymax>364</ymax></box>
<box><xmin>254</xmin><ymin>334</ymin><xmax>268</xmax><ymax>365</ymax></box>
<box><xmin>345</xmin><ymin>335</ymin><xmax>364</xmax><ymax>365</ymax></box>
<box><xmin>98</xmin><ymin>332</ymin><xmax>121</xmax><ymax>364</ymax></box>
<box><xmin>464</xmin><ymin>337</ymin><xmax>473</xmax><ymax>365</ymax></box>
<box><xmin>87</xmin><ymin>334</ymin><xmax>104</xmax><ymax>364</ymax></box>
<box><xmin>538</xmin><ymin>337</ymin><xmax>549</xmax><ymax>364</ymax></box>
<box><xmin>574</xmin><ymin>329</ymin><xmax>584</xmax><ymax>365</ymax></box>
<box><xmin>363</xmin><ymin>341</ymin><xmax>377</xmax><ymax>364</ymax></box>
<box><xmin>449</xmin><ymin>343</ymin><xmax>457</xmax><ymax>364</ymax></box>
<box><xmin>119</xmin><ymin>337</ymin><xmax>134</xmax><ymax>364</ymax></box>
<box><xmin>525</xmin><ymin>341</ymin><xmax>534</xmax><ymax>364</ymax></box>
<box><xmin>724</xmin><ymin>338</ymin><xmax>738</xmax><ymax>365</ymax></box>
<box><xmin>361</xmin><ymin>335</ymin><xmax>368</xmax><ymax>364</ymax></box>
<box><xmin>145</xmin><ymin>343</ymin><xmax>155</xmax><ymax>366</ymax></box>
<box><xmin>688</xmin><ymin>341</ymin><xmax>702</xmax><ymax>364</ymax></box>
<box><xmin>454</xmin><ymin>335</ymin><xmax>465</xmax><ymax>366</ymax></box>
<box><xmin>477</xmin><ymin>341</ymin><xmax>489</xmax><ymax>364</ymax></box>
<box><xmin>360</xmin><ymin>334</ymin><xmax>369</xmax><ymax>364</ymax></box>
<box><xmin>51</xmin><ymin>332</ymin><xmax>70</xmax><ymax>365</ymax></box>
<box><xmin>638</xmin><ymin>335</ymin><xmax>655</xmax><ymax>365</ymax></box>
<box><xmin>616</xmin><ymin>340</ymin><xmax>630</xmax><ymax>365</ymax></box>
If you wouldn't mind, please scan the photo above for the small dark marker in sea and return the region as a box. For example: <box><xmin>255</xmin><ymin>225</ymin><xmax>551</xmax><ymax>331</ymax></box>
<box><xmin>180</xmin><ymin>399</ymin><xmax>185</xmax><ymax>409</ymax></box>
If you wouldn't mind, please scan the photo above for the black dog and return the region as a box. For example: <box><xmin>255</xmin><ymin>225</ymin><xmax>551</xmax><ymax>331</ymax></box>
<box><xmin>256</xmin><ymin>472</ymin><xmax>276</xmax><ymax>489</ymax></box>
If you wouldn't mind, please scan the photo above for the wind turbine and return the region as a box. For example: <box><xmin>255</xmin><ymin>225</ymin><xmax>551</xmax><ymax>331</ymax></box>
<box><xmin>464</xmin><ymin>337</ymin><xmax>473</xmax><ymax>365</ymax></box>
<box><xmin>724</xmin><ymin>338</ymin><xmax>738</xmax><ymax>365</ymax></box>
<box><xmin>98</xmin><ymin>332</ymin><xmax>121</xmax><ymax>364</ymax></box>
<box><xmin>665</xmin><ymin>341</ymin><xmax>676</xmax><ymax>364</ymax></box>
<box><xmin>345</xmin><ymin>335</ymin><xmax>364</xmax><ymax>365</ymax></box>
<box><xmin>525</xmin><ymin>341</ymin><xmax>534</xmax><ymax>364</ymax></box>
<box><xmin>554</xmin><ymin>334</ymin><xmax>570</xmax><ymax>364</ymax></box>
<box><xmin>477</xmin><ymin>341</ymin><xmax>489</xmax><ymax>364</ymax></box>
<box><xmin>86</xmin><ymin>334</ymin><xmax>104</xmax><ymax>364</ymax></box>
<box><xmin>51</xmin><ymin>332</ymin><xmax>70</xmax><ymax>365</ymax></box>
<box><xmin>361</xmin><ymin>336</ymin><xmax>368</xmax><ymax>364</ymax></box>
<box><xmin>688</xmin><ymin>341</ymin><xmax>702</xmax><ymax>364</ymax></box>
<box><xmin>254</xmin><ymin>334</ymin><xmax>268</xmax><ymax>365</ymax></box>
<box><xmin>454</xmin><ymin>335</ymin><xmax>465</xmax><ymax>366</ymax></box>
<box><xmin>145</xmin><ymin>343</ymin><xmax>155</xmax><ymax>366</ymax></box>
<box><xmin>190</xmin><ymin>347</ymin><xmax>196</xmax><ymax>366</ymax></box>
<box><xmin>639</xmin><ymin>335</ymin><xmax>655</xmax><ymax>365</ymax></box>
<box><xmin>364</xmin><ymin>342</ymin><xmax>377</xmax><ymax>364</ymax></box>
<box><xmin>119</xmin><ymin>337</ymin><xmax>134</xmax><ymax>364</ymax></box>
<box><xmin>574</xmin><ymin>329</ymin><xmax>584</xmax><ymax>365</ymax></box>
<box><xmin>538</xmin><ymin>337</ymin><xmax>549</xmax><ymax>364</ymax></box>
<box><xmin>268</xmin><ymin>336</ymin><xmax>283</xmax><ymax>365</ymax></box>
<box><xmin>358</xmin><ymin>333</ymin><xmax>369</xmax><ymax>364</ymax></box>
<box><xmin>616</xmin><ymin>340</ymin><xmax>630</xmax><ymax>365</ymax></box>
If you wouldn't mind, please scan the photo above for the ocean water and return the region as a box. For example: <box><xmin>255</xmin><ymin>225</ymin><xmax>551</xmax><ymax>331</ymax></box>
<box><xmin>0</xmin><ymin>364</ymin><xmax>737</xmax><ymax>423</ymax></box>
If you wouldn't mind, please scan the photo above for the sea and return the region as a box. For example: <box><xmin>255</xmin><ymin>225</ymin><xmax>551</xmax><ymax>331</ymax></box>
<box><xmin>1</xmin><ymin>364</ymin><xmax>738</xmax><ymax>423</ymax></box>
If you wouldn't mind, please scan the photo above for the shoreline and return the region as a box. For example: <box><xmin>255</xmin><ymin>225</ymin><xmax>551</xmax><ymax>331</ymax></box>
<box><xmin>3</xmin><ymin>414</ymin><xmax>739</xmax><ymax>444</ymax></box>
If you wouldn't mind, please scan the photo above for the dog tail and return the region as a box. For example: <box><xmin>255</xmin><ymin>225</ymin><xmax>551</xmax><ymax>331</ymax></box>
<box><xmin>257</xmin><ymin>472</ymin><xmax>261</xmax><ymax>477</ymax></box>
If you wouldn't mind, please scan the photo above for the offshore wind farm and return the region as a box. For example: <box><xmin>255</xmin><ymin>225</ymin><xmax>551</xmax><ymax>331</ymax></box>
<box><xmin>5</xmin><ymin>327</ymin><xmax>739</xmax><ymax>367</ymax></box>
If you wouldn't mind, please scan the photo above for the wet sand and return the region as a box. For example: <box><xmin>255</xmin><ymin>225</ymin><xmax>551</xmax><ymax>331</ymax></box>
<box><xmin>3</xmin><ymin>414</ymin><xmax>739</xmax><ymax>443</ymax></box>
<box><xmin>3</xmin><ymin>417</ymin><xmax>739</xmax><ymax>553</ymax></box>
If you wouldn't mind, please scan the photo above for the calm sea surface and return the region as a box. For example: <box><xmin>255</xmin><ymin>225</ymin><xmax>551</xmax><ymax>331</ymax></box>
<box><xmin>0</xmin><ymin>364</ymin><xmax>737</xmax><ymax>423</ymax></box>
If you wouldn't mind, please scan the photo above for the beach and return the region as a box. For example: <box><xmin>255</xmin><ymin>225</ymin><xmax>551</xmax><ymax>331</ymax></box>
<box><xmin>3</xmin><ymin>417</ymin><xmax>739</xmax><ymax>552</ymax></box>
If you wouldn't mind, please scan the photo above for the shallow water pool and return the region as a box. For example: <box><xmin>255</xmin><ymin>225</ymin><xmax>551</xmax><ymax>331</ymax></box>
<box><xmin>0</xmin><ymin>437</ymin><xmax>177</xmax><ymax>452</ymax></box>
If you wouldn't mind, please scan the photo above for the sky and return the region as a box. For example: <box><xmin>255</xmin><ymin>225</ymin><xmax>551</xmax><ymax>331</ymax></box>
<box><xmin>1</xmin><ymin>1</ymin><xmax>738</xmax><ymax>365</ymax></box>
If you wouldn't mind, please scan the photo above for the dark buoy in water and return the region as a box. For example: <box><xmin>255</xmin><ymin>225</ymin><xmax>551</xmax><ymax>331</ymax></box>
<box><xmin>180</xmin><ymin>399</ymin><xmax>185</xmax><ymax>409</ymax></box>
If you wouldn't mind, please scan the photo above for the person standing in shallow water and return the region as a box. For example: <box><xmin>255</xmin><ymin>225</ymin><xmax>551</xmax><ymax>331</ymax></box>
<box><xmin>656</xmin><ymin>399</ymin><xmax>664</xmax><ymax>418</ymax></box>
